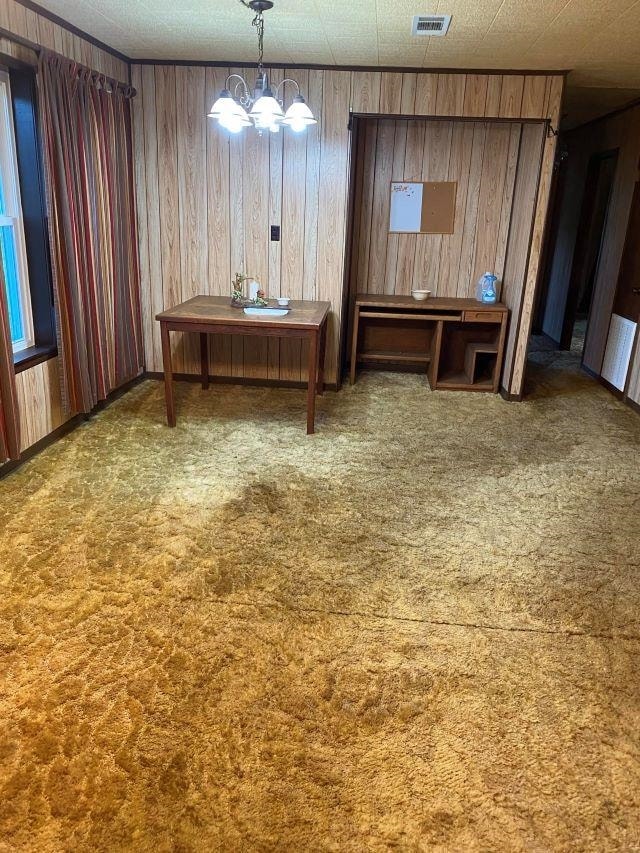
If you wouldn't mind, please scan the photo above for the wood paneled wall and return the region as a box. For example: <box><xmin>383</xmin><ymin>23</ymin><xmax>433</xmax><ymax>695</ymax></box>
<box><xmin>501</xmin><ymin>123</ymin><xmax>547</xmax><ymax>390</ymax></box>
<box><xmin>14</xmin><ymin>358</ymin><xmax>66</xmax><ymax>452</ymax></box>
<box><xmin>352</xmin><ymin>118</ymin><xmax>527</xmax><ymax>298</ymax></box>
<box><xmin>132</xmin><ymin>66</ymin><xmax>563</xmax><ymax>392</ymax></box>
<box><xmin>0</xmin><ymin>0</ymin><xmax>129</xmax><ymax>461</ymax></box>
<box><xmin>542</xmin><ymin>103</ymin><xmax>640</xmax><ymax>404</ymax></box>
<box><xmin>350</xmin><ymin>117</ymin><xmax>546</xmax><ymax>390</ymax></box>
<box><xmin>0</xmin><ymin>0</ymin><xmax>128</xmax><ymax>81</ymax></box>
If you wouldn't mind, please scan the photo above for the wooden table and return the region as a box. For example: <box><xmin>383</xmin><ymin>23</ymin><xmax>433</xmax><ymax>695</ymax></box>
<box><xmin>156</xmin><ymin>296</ymin><xmax>330</xmax><ymax>434</ymax></box>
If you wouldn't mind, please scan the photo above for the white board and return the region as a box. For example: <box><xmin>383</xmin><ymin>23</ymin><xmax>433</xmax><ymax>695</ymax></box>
<box><xmin>601</xmin><ymin>313</ymin><xmax>637</xmax><ymax>391</ymax></box>
<box><xmin>390</xmin><ymin>182</ymin><xmax>423</xmax><ymax>233</ymax></box>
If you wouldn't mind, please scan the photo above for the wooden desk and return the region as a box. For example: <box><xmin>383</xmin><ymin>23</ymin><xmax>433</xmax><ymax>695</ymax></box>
<box><xmin>156</xmin><ymin>296</ymin><xmax>330</xmax><ymax>434</ymax></box>
<box><xmin>350</xmin><ymin>295</ymin><xmax>508</xmax><ymax>392</ymax></box>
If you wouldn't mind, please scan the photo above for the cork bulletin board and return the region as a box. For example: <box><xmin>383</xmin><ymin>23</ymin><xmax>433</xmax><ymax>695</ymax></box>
<box><xmin>389</xmin><ymin>181</ymin><xmax>457</xmax><ymax>234</ymax></box>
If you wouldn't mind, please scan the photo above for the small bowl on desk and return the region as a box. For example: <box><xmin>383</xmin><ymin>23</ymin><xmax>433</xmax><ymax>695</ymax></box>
<box><xmin>411</xmin><ymin>289</ymin><xmax>431</xmax><ymax>302</ymax></box>
<box><xmin>276</xmin><ymin>297</ymin><xmax>291</xmax><ymax>307</ymax></box>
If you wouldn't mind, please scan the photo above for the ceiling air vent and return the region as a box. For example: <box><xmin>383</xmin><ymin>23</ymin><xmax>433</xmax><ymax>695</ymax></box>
<box><xmin>411</xmin><ymin>15</ymin><xmax>452</xmax><ymax>36</ymax></box>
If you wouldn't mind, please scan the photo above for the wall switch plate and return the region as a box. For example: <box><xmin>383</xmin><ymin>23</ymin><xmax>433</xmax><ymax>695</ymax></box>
<box><xmin>270</xmin><ymin>225</ymin><xmax>280</xmax><ymax>241</ymax></box>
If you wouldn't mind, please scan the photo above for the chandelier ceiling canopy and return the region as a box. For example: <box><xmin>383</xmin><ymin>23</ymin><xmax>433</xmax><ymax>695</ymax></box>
<box><xmin>208</xmin><ymin>0</ymin><xmax>317</xmax><ymax>135</ymax></box>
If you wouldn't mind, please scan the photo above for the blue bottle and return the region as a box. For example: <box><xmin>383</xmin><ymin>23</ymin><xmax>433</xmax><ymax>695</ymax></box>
<box><xmin>476</xmin><ymin>272</ymin><xmax>498</xmax><ymax>304</ymax></box>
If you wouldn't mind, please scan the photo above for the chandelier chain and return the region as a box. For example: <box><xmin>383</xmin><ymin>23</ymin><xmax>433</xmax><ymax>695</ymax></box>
<box><xmin>253</xmin><ymin>10</ymin><xmax>265</xmax><ymax>68</ymax></box>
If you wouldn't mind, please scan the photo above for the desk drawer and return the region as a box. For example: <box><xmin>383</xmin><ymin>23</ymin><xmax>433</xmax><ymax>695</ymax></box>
<box><xmin>463</xmin><ymin>310</ymin><xmax>503</xmax><ymax>324</ymax></box>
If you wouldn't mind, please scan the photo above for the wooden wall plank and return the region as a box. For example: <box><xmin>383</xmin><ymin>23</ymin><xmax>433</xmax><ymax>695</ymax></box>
<box><xmin>473</xmin><ymin>123</ymin><xmax>512</xmax><ymax>281</ymax></box>
<box><xmin>494</xmin><ymin>124</ymin><xmax>523</xmax><ymax>277</ymax></box>
<box><xmin>155</xmin><ymin>65</ymin><xmax>183</xmax><ymax>371</ymax></box>
<box><xmin>266</xmin><ymin>68</ymin><xmax>285</xmax><ymax>379</ymax></box>
<box><xmin>356</xmin><ymin>120</ymin><xmax>378</xmax><ymax>295</ymax></box>
<box><xmin>414</xmin><ymin>74</ymin><xmax>438</xmax><ymax>116</ymax></box>
<box><xmin>379</xmin><ymin>72</ymin><xmax>403</xmax><ymax>114</ymax></box>
<box><xmin>176</xmin><ymin>66</ymin><xmax>207</xmax><ymax>374</ymax></box>
<box><xmin>227</xmin><ymin>67</ymin><xmax>246</xmax><ymax>378</ymax></box>
<box><xmin>502</xmin><ymin>123</ymin><xmax>547</xmax><ymax>391</ymax></box>
<box><xmin>521</xmin><ymin>76</ymin><xmax>547</xmax><ymax>119</ymax></box>
<box><xmin>463</xmin><ymin>75</ymin><xmax>488</xmax><ymax>118</ymax></box>
<box><xmin>281</xmin><ymin>72</ymin><xmax>309</xmax><ymax>381</ymax></box>
<box><xmin>384</xmin><ymin>120</ymin><xmax>408</xmax><ymax>294</ymax></box>
<box><xmin>14</xmin><ymin>358</ymin><xmax>67</xmax><ymax>451</ymax></box>
<box><xmin>130</xmin><ymin>64</ymin><xmax>153</xmax><ymax>372</ymax></box>
<box><xmin>439</xmin><ymin>122</ymin><xmax>474</xmax><ymax>297</ymax></box>
<box><xmin>241</xmin><ymin>113</ymin><xmax>270</xmax><ymax>379</ymax></box>
<box><xmin>35</xmin><ymin>14</ymin><xmax>56</xmax><ymax>51</ymax></box>
<box><xmin>485</xmin><ymin>76</ymin><xmax>503</xmax><ymax>116</ymax></box>
<box><xmin>315</xmin><ymin>70</ymin><xmax>352</xmax><ymax>385</ymax></box>
<box><xmin>499</xmin><ymin>75</ymin><xmax>525</xmax><ymax>118</ymax></box>
<box><xmin>394</xmin><ymin>119</ymin><xmax>425</xmax><ymax>295</ymax></box>
<box><xmin>141</xmin><ymin>65</ymin><xmax>163</xmax><ymax>374</ymax></box>
<box><xmin>368</xmin><ymin>119</ymin><xmax>395</xmax><ymax>294</ymax></box>
<box><xmin>350</xmin><ymin>71</ymin><xmax>381</xmax><ymax>113</ymax></box>
<box><xmin>413</xmin><ymin>120</ymin><xmax>453</xmax><ymax>292</ymax></box>
<box><xmin>206</xmin><ymin>66</ymin><xmax>232</xmax><ymax>378</ymax></box>
<box><xmin>302</xmin><ymin>69</ymin><xmax>324</xmax><ymax>303</ymax></box>
<box><xmin>435</xmin><ymin>74</ymin><xmax>466</xmax><ymax>116</ymax></box>
<box><xmin>400</xmin><ymin>74</ymin><xmax>418</xmax><ymax>115</ymax></box>
<box><xmin>457</xmin><ymin>123</ymin><xmax>487</xmax><ymax>296</ymax></box>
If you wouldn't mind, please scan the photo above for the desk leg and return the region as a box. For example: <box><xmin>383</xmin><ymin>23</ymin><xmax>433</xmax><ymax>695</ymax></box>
<box><xmin>306</xmin><ymin>330</ymin><xmax>318</xmax><ymax>435</ymax></box>
<box><xmin>160</xmin><ymin>321</ymin><xmax>176</xmax><ymax>427</ymax></box>
<box><xmin>349</xmin><ymin>305</ymin><xmax>360</xmax><ymax>385</ymax></box>
<box><xmin>317</xmin><ymin>318</ymin><xmax>327</xmax><ymax>395</ymax></box>
<box><xmin>200</xmin><ymin>333</ymin><xmax>209</xmax><ymax>390</ymax></box>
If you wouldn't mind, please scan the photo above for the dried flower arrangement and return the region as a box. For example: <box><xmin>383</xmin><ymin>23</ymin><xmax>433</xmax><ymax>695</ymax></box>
<box><xmin>231</xmin><ymin>272</ymin><xmax>268</xmax><ymax>307</ymax></box>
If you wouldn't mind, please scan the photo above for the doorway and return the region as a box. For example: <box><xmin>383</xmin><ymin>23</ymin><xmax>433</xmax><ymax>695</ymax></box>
<box><xmin>561</xmin><ymin>149</ymin><xmax>618</xmax><ymax>357</ymax></box>
<box><xmin>613</xmin><ymin>178</ymin><xmax>640</xmax><ymax>325</ymax></box>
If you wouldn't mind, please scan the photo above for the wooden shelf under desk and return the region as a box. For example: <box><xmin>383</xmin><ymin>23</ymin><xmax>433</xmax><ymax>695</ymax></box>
<box><xmin>350</xmin><ymin>294</ymin><xmax>508</xmax><ymax>393</ymax></box>
<box><xmin>358</xmin><ymin>350</ymin><xmax>432</xmax><ymax>364</ymax></box>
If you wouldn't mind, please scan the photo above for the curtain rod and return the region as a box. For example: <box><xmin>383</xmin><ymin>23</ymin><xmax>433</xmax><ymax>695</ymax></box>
<box><xmin>0</xmin><ymin>26</ymin><xmax>133</xmax><ymax>95</ymax></box>
<box><xmin>40</xmin><ymin>48</ymin><xmax>136</xmax><ymax>97</ymax></box>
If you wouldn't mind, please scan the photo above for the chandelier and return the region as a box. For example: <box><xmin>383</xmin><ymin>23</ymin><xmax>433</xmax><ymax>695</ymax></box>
<box><xmin>208</xmin><ymin>0</ymin><xmax>317</xmax><ymax>135</ymax></box>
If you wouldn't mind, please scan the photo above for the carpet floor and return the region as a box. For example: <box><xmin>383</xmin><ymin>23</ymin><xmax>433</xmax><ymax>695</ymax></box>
<box><xmin>1</xmin><ymin>350</ymin><xmax>639</xmax><ymax>852</ymax></box>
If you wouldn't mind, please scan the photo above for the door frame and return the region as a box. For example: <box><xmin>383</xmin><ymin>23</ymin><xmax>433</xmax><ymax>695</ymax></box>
<box><xmin>560</xmin><ymin>148</ymin><xmax>618</xmax><ymax>352</ymax></box>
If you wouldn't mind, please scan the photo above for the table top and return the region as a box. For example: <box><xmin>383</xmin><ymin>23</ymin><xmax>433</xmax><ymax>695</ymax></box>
<box><xmin>355</xmin><ymin>294</ymin><xmax>507</xmax><ymax>312</ymax></box>
<box><xmin>157</xmin><ymin>296</ymin><xmax>331</xmax><ymax>329</ymax></box>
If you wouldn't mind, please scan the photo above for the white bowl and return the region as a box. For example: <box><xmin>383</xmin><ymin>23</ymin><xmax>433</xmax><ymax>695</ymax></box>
<box><xmin>411</xmin><ymin>289</ymin><xmax>431</xmax><ymax>301</ymax></box>
<box><xmin>244</xmin><ymin>307</ymin><xmax>289</xmax><ymax>317</ymax></box>
<box><xmin>277</xmin><ymin>297</ymin><xmax>291</xmax><ymax>307</ymax></box>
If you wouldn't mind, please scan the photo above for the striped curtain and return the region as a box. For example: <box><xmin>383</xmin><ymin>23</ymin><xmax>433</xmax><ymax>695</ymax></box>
<box><xmin>38</xmin><ymin>52</ymin><xmax>143</xmax><ymax>414</ymax></box>
<box><xmin>0</xmin><ymin>261</ymin><xmax>20</xmax><ymax>463</ymax></box>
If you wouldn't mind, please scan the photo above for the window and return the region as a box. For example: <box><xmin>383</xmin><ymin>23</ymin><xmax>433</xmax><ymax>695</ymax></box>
<box><xmin>0</xmin><ymin>69</ymin><xmax>33</xmax><ymax>353</ymax></box>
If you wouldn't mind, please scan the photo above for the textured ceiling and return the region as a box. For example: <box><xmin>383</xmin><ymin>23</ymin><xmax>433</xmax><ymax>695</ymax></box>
<box><xmin>32</xmin><ymin>0</ymin><xmax>640</xmax><ymax>89</ymax></box>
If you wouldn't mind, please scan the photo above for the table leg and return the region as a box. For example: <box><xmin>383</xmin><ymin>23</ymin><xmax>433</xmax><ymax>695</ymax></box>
<box><xmin>200</xmin><ymin>333</ymin><xmax>209</xmax><ymax>390</ymax></box>
<box><xmin>306</xmin><ymin>330</ymin><xmax>318</xmax><ymax>435</ymax></box>
<box><xmin>160</xmin><ymin>321</ymin><xmax>176</xmax><ymax>427</ymax></box>
<box><xmin>349</xmin><ymin>305</ymin><xmax>360</xmax><ymax>385</ymax></box>
<box><xmin>317</xmin><ymin>318</ymin><xmax>327</xmax><ymax>395</ymax></box>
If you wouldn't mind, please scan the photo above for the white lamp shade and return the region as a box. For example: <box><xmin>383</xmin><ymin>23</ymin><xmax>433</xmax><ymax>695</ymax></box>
<box><xmin>249</xmin><ymin>93</ymin><xmax>284</xmax><ymax>119</ymax></box>
<box><xmin>282</xmin><ymin>96</ymin><xmax>317</xmax><ymax>131</ymax></box>
<box><xmin>208</xmin><ymin>90</ymin><xmax>248</xmax><ymax>121</ymax></box>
